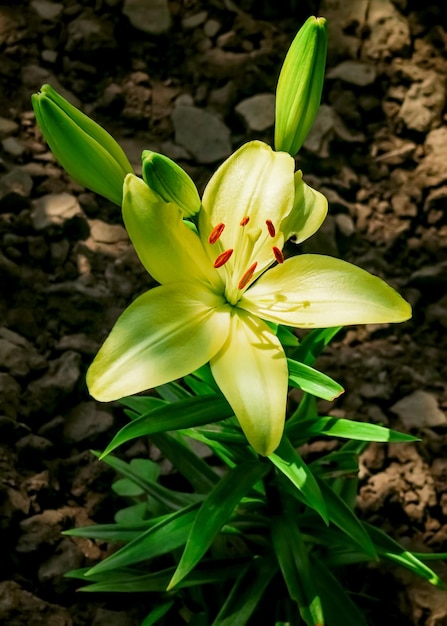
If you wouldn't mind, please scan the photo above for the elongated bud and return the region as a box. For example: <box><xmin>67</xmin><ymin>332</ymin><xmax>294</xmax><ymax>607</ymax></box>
<box><xmin>275</xmin><ymin>16</ymin><xmax>327</xmax><ymax>156</ymax></box>
<box><xmin>141</xmin><ymin>150</ymin><xmax>201</xmax><ymax>217</ymax></box>
<box><xmin>32</xmin><ymin>84</ymin><xmax>133</xmax><ymax>205</ymax></box>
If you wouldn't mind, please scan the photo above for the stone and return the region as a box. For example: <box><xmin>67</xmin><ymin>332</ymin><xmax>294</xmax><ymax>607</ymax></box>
<box><xmin>413</xmin><ymin>126</ymin><xmax>447</xmax><ymax>188</ymax></box>
<box><xmin>391</xmin><ymin>390</ymin><xmax>447</xmax><ymax>429</ymax></box>
<box><xmin>303</xmin><ymin>104</ymin><xmax>365</xmax><ymax>157</ymax></box>
<box><xmin>182</xmin><ymin>11</ymin><xmax>207</xmax><ymax>30</ymax></box>
<box><xmin>327</xmin><ymin>60</ymin><xmax>377</xmax><ymax>86</ymax></box>
<box><xmin>25</xmin><ymin>352</ymin><xmax>82</xmax><ymax>414</ymax></box>
<box><xmin>171</xmin><ymin>105</ymin><xmax>232</xmax><ymax>164</ymax></box>
<box><xmin>63</xmin><ymin>402</ymin><xmax>114</xmax><ymax>443</ymax></box>
<box><xmin>84</xmin><ymin>219</ymin><xmax>129</xmax><ymax>255</ymax></box>
<box><xmin>1</xmin><ymin>137</ymin><xmax>25</xmax><ymax>158</ymax></box>
<box><xmin>235</xmin><ymin>93</ymin><xmax>275</xmax><ymax>132</ymax></box>
<box><xmin>37</xmin><ymin>538</ymin><xmax>84</xmax><ymax>584</ymax></box>
<box><xmin>66</xmin><ymin>13</ymin><xmax>116</xmax><ymax>54</ymax></box>
<box><xmin>17</xmin><ymin>508</ymin><xmax>75</xmax><ymax>553</ymax></box>
<box><xmin>319</xmin><ymin>0</ymin><xmax>368</xmax><ymax>61</ymax></box>
<box><xmin>204</xmin><ymin>19</ymin><xmax>221</xmax><ymax>38</ymax></box>
<box><xmin>30</xmin><ymin>1</ymin><xmax>63</xmax><ymax>21</ymax></box>
<box><xmin>0</xmin><ymin>117</ymin><xmax>19</xmax><ymax>138</ymax></box>
<box><xmin>55</xmin><ymin>333</ymin><xmax>100</xmax><ymax>356</ymax></box>
<box><xmin>0</xmin><ymin>581</ymin><xmax>72</xmax><ymax>626</ymax></box>
<box><xmin>0</xmin><ymin>336</ymin><xmax>38</xmax><ymax>377</ymax></box>
<box><xmin>41</xmin><ymin>49</ymin><xmax>58</xmax><ymax>63</ymax></box>
<box><xmin>31</xmin><ymin>193</ymin><xmax>83</xmax><ymax>230</ymax></box>
<box><xmin>390</xmin><ymin>192</ymin><xmax>418</xmax><ymax>217</ymax></box>
<box><xmin>93</xmin><ymin>608</ymin><xmax>139</xmax><ymax>626</ymax></box>
<box><xmin>409</xmin><ymin>260</ymin><xmax>447</xmax><ymax>290</ymax></box>
<box><xmin>122</xmin><ymin>0</ymin><xmax>171</xmax><ymax>35</ymax></box>
<box><xmin>335</xmin><ymin>212</ymin><xmax>355</xmax><ymax>237</ymax></box>
<box><xmin>22</xmin><ymin>66</ymin><xmax>81</xmax><ymax>107</ymax></box>
<box><xmin>362</xmin><ymin>0</ymin><xmax>410</xmax><ymax>60</ymax></box>
<box><xmin>398</xmin><ymin>71</ymin><xmax>446</xmax><ymax>133</ymax></box>
<box><xmin>0</xmin><ymin>373</ymin><xmax>21</xmax><ymax>419</ymax></box>
<box><xmin>426</xmin><ymin>295</ymin><xmax>447</xmax><ymax>329</ymax></box>
<box><xmin>0</xmin><ymin>168</ymin><xmax>33</xmax><ymax>199</ymax></box>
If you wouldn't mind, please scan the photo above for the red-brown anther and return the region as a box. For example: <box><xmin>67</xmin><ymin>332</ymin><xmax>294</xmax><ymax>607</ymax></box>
<box><xmin>238</xmin><ymin>262</ymin><xmax>258</xmax><ymax>290</ymax></box>
<box><xmin>266</xmin><ymin>219</ymin><xmax>276</xmax><ymax>238</ymax></box>
<box><xmin>240</xmin><ymin>216</ymin><xmax>250</xmax><ymax>226</ymax></box>
<box><xmin>213</xmin><ymin>248</ymin><xmax>233</xmax><ymax>268</ymax></box>
<box><xmin>272</xmin><ymin>246</ymin><xmax>284</xmax><ymax>264</ymax></box>
<box><xmin>208</xmin><ymin>222</ymin><xmax>225</xmax><ymax>244</ymax></box>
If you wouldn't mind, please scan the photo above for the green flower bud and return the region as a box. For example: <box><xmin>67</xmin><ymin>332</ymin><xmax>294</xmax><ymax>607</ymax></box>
<box><xmin>142</xmin><ymin>150</ymin><xmax>201</xmax><ymax>217</ymax></box>
<box><xmin>275</xmin><ymin>16</ymin><xmax>327</xmax><ymax>156</ymax></box>
<box><xmin>32</xmin><ymin>84</ymin><xmax>133</xmax><ymax>205</ymax></box>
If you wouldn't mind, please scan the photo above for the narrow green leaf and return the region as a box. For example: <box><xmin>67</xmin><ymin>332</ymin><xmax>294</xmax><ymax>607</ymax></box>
<box><xmin>86</xmin><ymin>504</ymin><xmax>199</xmax><ymax>577</ymax></box>
<box><xmin>287</xmin><ymin>416</ymin><xmax>420</xmax><ymax>445</ymax></box>
<box><xmin>101</xmin><ymin>395</ymin><xmax>232</xmax><ymax>458</ymax></box>
<box><xmin>364</xmin><ymin>522</ymin><xmax>446</xmax><ymax>588</ymax></box>
<box><xmin>156</xmin><ymin>381</ymin><xmax>192</xmax><ymax>401</ymax></box>
<box><xmin>290</xmin><ymin>327</ymin><xmax>341</xmax><ymax>365</ymax></box>
<box><xmin>63</xmin><ymin>519</ymin><xmax>158</xmax><ymax>543</ymax></box>
<box><xmin>316</xmin><ymin>479</ymin><xmax>377</xmax><ymax>559</ymax></box>
<box><xmin>78</xmin><ymin>560</ymin><xmax>247</xmax><ymax>592</ymax></box>
<box><xmin>309</xmin><ymin>450</ymin><xmax>359</xmax><ymax>479</ymax></box>
<box><xmin>311</xmin><ymin>555</ymin><xmax>368</xmax><ymax>626</ymax></box>
<box><xmin>287</xmin><ymin>358</ymin><xmax>344</xmax><ymax>401</ymax></box>
<box><xmin>151</xmin><ymin>432</ymin><xmax>219</xmax><ymax>493</ymax></box>
<box><xmin>141</xmin><ymin>600</ymin><xmax>175</xmax><ymax>626</ymax></box>
<box><xmin>287</xmin><ymin>392</ymin><xmax>319</xmax><ymax>432</ymax></box>
<box><xmin>93</xmin><ymin>451</ymin><xmax>202</xmax><ymax>510</ymax></box>
<box><xmin>272</xmin><ymin>515</ymin><xmax>324</xmax><ymax>626</ymax></box>
<box><xmin>168</xmin><ymin>461</ymin><xmax>269</xmax><ymax>590</ymax></box>
<box><xmin>412</xmin><ymin>552</ymin><xmax>447</xmax><ymax>561</ymax></box>
<box><xmin>184</xmin><ymin>373</ymin><xmax>217</xmax><ymax>396</ymax></box>
<box><xmin>212</xmin><ymin>556</ymin><xmax>278</xmax><ymax>626</ymax></box>
<box><xmin>269</xmin><ymin>437</ymin><xmax>328</xmax><ymax>524</ymax></box>
<box><xmin>118</xmin><ymin>395</ymin><xmax>167</xmax><ymax>415</ymax></box>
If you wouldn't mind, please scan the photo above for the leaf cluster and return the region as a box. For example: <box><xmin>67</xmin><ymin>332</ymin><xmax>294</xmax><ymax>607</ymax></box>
<box><xmin>65</xmin><ymin>328</ymin><xmax>446</xmax><ymax>625</ymax></box>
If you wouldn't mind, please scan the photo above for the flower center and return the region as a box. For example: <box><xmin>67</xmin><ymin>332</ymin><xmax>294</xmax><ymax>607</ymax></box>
<box><xmin>208</xmin><ymin>216</ymin><xmax>284</xmax><ymax>305</ymax></box>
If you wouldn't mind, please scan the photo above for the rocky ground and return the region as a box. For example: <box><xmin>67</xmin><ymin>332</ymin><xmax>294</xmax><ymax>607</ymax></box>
<box><xmin>1</xmin><ymin>0</ymin><xmax>447</xmax><ymax>624</ymax></box>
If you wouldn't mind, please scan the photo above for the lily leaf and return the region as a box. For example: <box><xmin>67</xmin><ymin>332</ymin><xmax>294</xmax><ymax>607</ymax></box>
<box><xmin>100</xmin><ymin>395</ymin><xmax>232</xmax><ymax>458</ymax></box>
<box><xmin>168</xmin><ymin>461</ymin><xmax>269</xmax><ymax>590</ymax></box>
<box><xmin>287</xmin><ymin>358</ymin><xmax>344</xmax><ymax>401</ymax></box>
<box><xmin>269</xmin><ymin>436</ymin><xmax>328</xmax><ymax>524</ymax></box>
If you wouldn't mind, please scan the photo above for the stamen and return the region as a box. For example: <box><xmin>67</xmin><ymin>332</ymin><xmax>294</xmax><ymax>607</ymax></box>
<box><xmin>266</xmin><ymin>219</ymin><xmax>276</xmax><ymax>238</ymax></box>
<box><xmin>272</xmin><ymin>246</ymin><xmax>284</xmax><ymax>264</ymax></box>
<box><xmin>214</xmin><ymin>248</ymin><xmax>233</xmax><ymax>268</ymax></box>
<box><xmin>208</xmin><ymin>222</ymin><xmax>225</xmax><ymax>244</ymax></box>
<box><xmin>240</xmin><ymin>216</ymin><xmax>250</xmax><ymax>226</ymax></box>
<box><xmin>238</xmin><ymin>262</ymin><xmax>258</xmax><ymax>290</ymax></box>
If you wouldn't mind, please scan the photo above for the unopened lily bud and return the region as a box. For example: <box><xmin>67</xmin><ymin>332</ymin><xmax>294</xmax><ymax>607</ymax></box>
<box><xmin>275</xmin><ymin>16</ymin><xmax>327</xmax><ymax>156</ymax></box>
<box><xmin>142</xmin><ymin>150</ymin><xmax>201</xmax><ymax>217</ymax></box>
<box><xmin>32</xmin><ymin>84</ymin><xmax>133</xmax><ymax>205</ymax></box>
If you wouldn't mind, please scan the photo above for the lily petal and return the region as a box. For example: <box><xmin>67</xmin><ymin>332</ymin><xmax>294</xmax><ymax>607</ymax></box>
<box><xmin>199</xmin><ymin>141</ymin><xmax>295</xmax><ymax>277</ymax></box>
<box><xmin>280</xmin><ymin>170</ymin><xmax>328</xmax><ymax>244</ymax></box>
<box><xmin>87</xmin><ymin>282</ymin><xmax>231</xmax><ymax>401</ymax></box>
<box><xmin>210</xmin><ymin>309</ymin><xmax>288</xmax><ymax>456</ymax></box>
<box><xmin>123</xmin><ymin>174</ymin><xmax>221</xmax><ymax>288</ymax></box>
<box><xmin>241</xmin><ymin>254</ymin><xmax>412</xmax><ymax>327</ymax></box>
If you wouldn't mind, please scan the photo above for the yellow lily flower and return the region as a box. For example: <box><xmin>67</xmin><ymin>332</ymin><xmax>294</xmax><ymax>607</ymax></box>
<box><xmin>87</xmin><ymin>141</ymin><xmax>411</xmax><ymax>456</ymax></box>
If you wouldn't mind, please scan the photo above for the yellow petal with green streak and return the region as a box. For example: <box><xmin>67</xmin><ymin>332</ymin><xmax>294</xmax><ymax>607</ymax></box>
<box><xmin>280</xmin><ymin>171</ymin><xmax>328</xmax><ymax>244</ymax></box>
<box><xmin>87</xmin><ymin>282</ymin><xmax>231</xmax><ymax>402</ymax></box>
<box><xmin>123</xmin><ymin>174</ymin><xmax>221</xmax><ymax>288</ymax></box>
<box><xmin>241</xmin><ymin>254</ymin><xmax>412</xmax><ymax>327</ymax></box>
<box><xmin>210</xmin><ymin>309</ymin><xmax>288</xmax><ymax>456</ymax></box>
<box><xmin>199</xmin><ymin>141</ymin><xmax>295</xmax><ymax>274</ymax></box>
